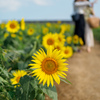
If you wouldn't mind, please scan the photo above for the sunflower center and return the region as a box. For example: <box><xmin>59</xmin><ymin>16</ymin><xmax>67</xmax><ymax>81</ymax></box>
<box><xmin>47</xmin><ymin>38</ymin><xmax>54</xmax><ymax>45</ymax></box>
<box><xmin>55</xmin><ymin>46</ymin><xmax>60</xmax><ymax>50</ymax></box>
<box><xmin>16</xmin><ymin>76</ymin><xmax>21</xmax><ymax>83</ymax></box>
<box><xmin>10</xmin><ymin>23</ymin><xmax>16</xmax><ymax>29</ymax></box>
<box><xmin>65</xmin><ymin>50</ymin><xmax>69</xmax><ymax>54</ymax></box>
<box><xmin>58</xmin><ymin>37</ymin><xmax>61</xmax><ymax>42</ymax></box>
<box><xmin>30</xmin><ymin>29</ymin><xmax>33</xmax><ymax>32</ymax></box>
<box><xmin>42</xmin><ymin>58</ymin><xmax>58</xmax><ymax>75</ymax></box>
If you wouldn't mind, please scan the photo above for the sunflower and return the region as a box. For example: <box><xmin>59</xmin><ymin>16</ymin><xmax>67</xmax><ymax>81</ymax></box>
<box><xmin>60</xmin><ymin>24</ymin><xmax>67</xmax><ymax>34</ymax></box>
<box><xmin>73</xmin><ymin>35</ymin><xmax>79</xmax><ymax>44</ymax></box>
<box><xmin>10</xmin><ymin>70</ymin><xmax>27</xmax><ymax>85</ymax></box>
<box><xmin>54</xmin><ymin>43</ymin><xmax>64</xmax><ymax>51</ymax></box>
<box><xmin>46</xmin><ymin>23</ymin><xmax>51</xmax><ymax>27</ymax></box>
<box><xmin>29</xmin><ymin>47</ymin><xmax>68</xmax><ymax>87</ymax></box>
<box><xmin>42</xmin><ymin>33</ymin><xmax>58</xmax><ymax>49</ymax></box>
<box><xmin>27</xmin><ymin>28</ymin><xmax>35</xmax><ymax>35</ymax></box>
<box><xmin>6</xmin><ymin>20</ymin><xmax>20</xmax><ymax>33</ymax></box>
<box><xmin>42</xmin><ymin>27</ymin><xmax>49</xmax><ymax>34</ymax></box>
<box><xmin>1</xmin><ymin>23</ymin><xmax>5</xmax><ymax>29</ymax></box>
<box><xmin>11</xmin><ymin>33</ymin><xmax>16</xmax><ymax>38</ymax></box>
<box><xmin>19</xmin><ymin>31</ymin><xmax>23</xmax><ymax>35</ymax></box>
<box><xmin>56</xmin><ymin>33</ymin><xmax>65</xmax><ymax>45</ymax></box>
<box><xmin>66</xmin><ymin>24</ymin><xmax>71</xmax><ymax>32</ymax></box>
<box><xmin>36</xmin><ymin>35</ymin><xmax>40</xmax><ymax>39</ymax></box>
<box><xmin>57</xmin><ymin>21</ymin><xmax>61</xmax><ymax>24</ymax></box>
<box><xmin>79</xmin><ymin>38</ymin><xmax>84</xmax><ymax>46</ymax></box>
<box><xmin>66</xmin><ymin>36</ymin><xmax>72</xmax><ymax>44</ymax></box>
<box><xmin>21</xmin><ymin>18</ymin><xmax>25</xmax><ymax>30</ymax></box>
<box><xmin>55</xmin><ymin>24</ymin><xmax>59</xmax><ymax>28</ymax></box>
<box><xmin>62</xmin><ymin>46</ymin><xmax>73</xmax><ymax>58</ymax></box>
<box><xmin>18</xmin><ymin>36</ymin><xmax>23</xmax><ymax>41</ymax></box>
<box><xmin>4</xmin><ymin>33</ymin><xmax>9</xmax><ymax>38</ymax></box>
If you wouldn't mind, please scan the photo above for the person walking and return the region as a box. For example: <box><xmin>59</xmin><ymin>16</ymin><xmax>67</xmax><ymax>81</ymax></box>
<box><xmin>73</xmin><ymin>0</ymin><xmax>92</xmax><ymax>45</ymax></box>
<box><xmin>84</xmin><ymin>0</ymin><xmax>97</xmax><ymax>52</ymax></box>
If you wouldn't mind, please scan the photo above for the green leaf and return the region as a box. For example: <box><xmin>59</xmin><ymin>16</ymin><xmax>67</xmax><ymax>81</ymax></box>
<box><xmin>36</xmin><ymin>93</ymin><xmax>45</xmax><ymax>100</ymax></box>
<box><xmin>0</xmin><ymin>67</ymin><xmax>9</xmax><ymax>78</ymax></box>
<box><xmin>20</xmin><ymin>75</ymin><xmax>31</xmax><ymax>92</ymax></box>
<box><xmin>0</xmin><ymin>76</ymin><xmax>8</xmax><ymax>83</ymax></box>
<box><xmin>61</xmin><ymin>78</ymin><xmax>72</xmax><ymax>85</ymax></box>
<box><xmin>30</xmin><ymin>79</ymin><xmax>38</xmax><ymax>90</ymax></box>
<box><xmin>18</xmin><ymin>75</ymin><xmax>36</xmax><ymax>100</ymax></box>
<box><xmin>15</xmin><ymin>87</ymin><xmax>22</xmax><ymax>99</ymax></box>
<box><xmin>42</xmin><ymin>85</ymin><xmax>58</xmax><ymax>100</ymax></box>
<box><xmin>29</xmin><ymin>90</ymin><xmax>35</xmax><ymax>100</ymax></box>
<box><xmin>18</xmin><ymin>61</ymin><xmax>24</xmax><ymax>70</ymax></box>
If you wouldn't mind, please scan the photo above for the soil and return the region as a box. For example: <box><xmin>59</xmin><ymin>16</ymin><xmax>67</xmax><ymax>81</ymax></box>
<box><xmin>46</xmin><ymin>41</ymin><xmax>100</xmax><ymax>100</ymax></box>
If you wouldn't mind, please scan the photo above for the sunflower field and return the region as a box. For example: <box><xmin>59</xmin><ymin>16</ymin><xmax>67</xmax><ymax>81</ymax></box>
<box><xmin>0</xmin><ymin>18</ymin><xmax>84</xmax><ymax>100</ymax></box>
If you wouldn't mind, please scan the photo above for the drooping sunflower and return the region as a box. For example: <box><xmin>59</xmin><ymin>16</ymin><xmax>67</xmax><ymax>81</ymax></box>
<box><xmin>42</xmin><ymin>33</ymin><xmax>58</xmax><ymax>49</ymax></box>
<box><xmin>62</xmin><ymin>46</ymin><xmax>73</xmax><ymax>58</ymax></box>
<box><xmin>29</xmin><ymin>47</ymin><xmax>68</xmax><ymax>87</ymax></box>
<box><xmin>6</xmin><ymin>20</ymin><xmax>20</xmax><ymax>33</ymax></box>
<box><xmin>21</xmin><ymin>18</ymin><xmax>25</xmax><ymax>30</ymax></box>
<box><xmin>66</xmin><ymin>36</ymin><xmax>72</xmax><ymax>44</ymax></box>
<box><xmin>27</xmin><ymin>28</ymin><xmax>35</xmax><ymax>35</ymax></box>
<box><xmin>10</xmin><ymin>70</ymin><xmax>27</xmax><ymax>85</ymax></box>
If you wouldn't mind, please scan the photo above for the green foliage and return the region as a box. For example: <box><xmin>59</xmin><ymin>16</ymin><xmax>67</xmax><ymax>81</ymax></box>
<box><xmin>15</xmin><ymin>75</ymin><xmax>36</xmax><ymax>100</ymax></box>
<box><xmin>0</xmin><ymin>22</ymin><xmax>74</xmax><ymax>100</ymax></box>
<box><xmin>93</xmin><ymin>28</ymin><xmax>100</xmax><ymax>42</ymax></box>
<box><xmin>0</xmin><ymin>65</ymin><xmax>15</xmax><ymax>100</ymax></box>
<box><xmin>15</xmin><ymin>75</ymin><xmax>57</xmax><ymax>100</ymax></box>
<box><xmin>1</xmin><ymin>21</ymin><xmax>100</xmax><ymax>100</ymax></box>
<box><xmin>42</xmin><ymin>84</ymin><xmax>58</xmax><ymax>100</ymax></box>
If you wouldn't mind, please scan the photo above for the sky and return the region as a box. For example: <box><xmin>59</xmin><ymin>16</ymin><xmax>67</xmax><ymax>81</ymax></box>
<box><xmin>0</xmin><ymin>0</ymin><xmax>100</xmax><ymax>21</ymax></box>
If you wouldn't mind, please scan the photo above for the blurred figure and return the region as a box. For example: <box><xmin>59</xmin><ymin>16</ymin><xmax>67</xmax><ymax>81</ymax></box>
<box><xmin>73</xmin><ymin>0</ymin><xmax>92</xmax><ymax>45</ymax></box>
<box><xmin>84</xmin><ymin>0</ymin><xmax>97</xmax><ymax>52</ymax></box>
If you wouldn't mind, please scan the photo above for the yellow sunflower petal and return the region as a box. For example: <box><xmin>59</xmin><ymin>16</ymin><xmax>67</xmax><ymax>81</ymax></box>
<box><xmin>47</xmin><ymin>75</ymin><xmax>50</xmax><ymax>87</ymax></box>
<box><xmin>52</xmin><ymin>73</ymin><xmax>60</xmax><ymax>84</ymax></box>
<box><xmin>50</xmin><ymin>75</ymin><xmax>54</xmax><ymax>87</ymax></box>
<box><xmin>43</xmin><ymin>74</ymin><xmax>48</xmax><ymax>86</ymax></box>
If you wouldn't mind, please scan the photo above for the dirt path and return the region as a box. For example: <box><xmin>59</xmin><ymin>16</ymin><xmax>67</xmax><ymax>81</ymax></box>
<box><xmin>47</xmin><ymin>41</ymin><xmax>100</xmax><ymax>100</ymax></box>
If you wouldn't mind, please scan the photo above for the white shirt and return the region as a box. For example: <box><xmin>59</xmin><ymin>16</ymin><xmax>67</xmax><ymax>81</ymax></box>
<box><xmin>74</xmin><ymin>1</ymin><xmax>91</xmax><ymax>14</ymax></box>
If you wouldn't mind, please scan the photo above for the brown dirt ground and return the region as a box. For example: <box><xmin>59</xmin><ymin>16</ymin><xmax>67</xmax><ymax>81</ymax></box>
<box><xmin>46</xmin><ymin>41</ymin><xmax>100</xmax><ymax>100</ymax></box>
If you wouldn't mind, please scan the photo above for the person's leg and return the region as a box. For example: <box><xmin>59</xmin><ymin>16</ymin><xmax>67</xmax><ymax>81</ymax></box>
<box><xmin>87</xmin><ymin>46</ymin><xmax>91</xmax><ymax>52</ymax></box>
<box><xmin>74</xmin><ymin>20</ymin><xmax>80</xmax><ymax>36</ymax></box>
<box><xmin>85</xmin><ymin>23</ymin><xmax>93</xmax><ymax>52</ymax></box>
<box><xmin>80</xmin><ymin>14</ymin><xmax>85</xmax><ymax>45</ymax></box>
